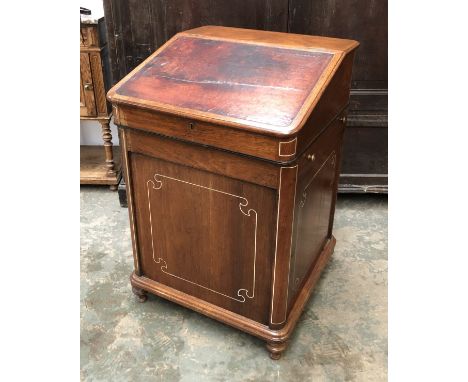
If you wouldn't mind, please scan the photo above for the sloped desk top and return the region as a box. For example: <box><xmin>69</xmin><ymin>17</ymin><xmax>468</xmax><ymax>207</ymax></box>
<box><xmin>108</xmin><ymin>26</ymin><xmax>358</xmax><ymax>136</ymax></box>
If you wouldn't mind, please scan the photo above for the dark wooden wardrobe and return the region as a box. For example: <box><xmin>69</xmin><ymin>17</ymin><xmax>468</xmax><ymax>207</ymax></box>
<box><xmin>103</xmin><ymin>0</ymin><xmax>387</xmax><ymax>202</ymax></box>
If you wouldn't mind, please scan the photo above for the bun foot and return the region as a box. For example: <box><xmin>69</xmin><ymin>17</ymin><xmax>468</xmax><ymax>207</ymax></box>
<box><xmin>132</xmin><ymin>286</ymin><xmax>148</xmax><ymax>303</ymax></box>
<box><xmin>266</xmin><ymin>341</ymin><xmax>287</xmax><ymax>360</ymax></box>
<box><xmin>270</xmin><ymin>352</ymin><xmax>281</xmax><ymax>360</ymax></box>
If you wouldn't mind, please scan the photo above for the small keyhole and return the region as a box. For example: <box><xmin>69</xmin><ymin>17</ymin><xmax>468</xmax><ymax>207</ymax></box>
<box><xmin>188</xmin><ymin>122</ymin><xmax>194</xmax><ymax>130</ymax></box>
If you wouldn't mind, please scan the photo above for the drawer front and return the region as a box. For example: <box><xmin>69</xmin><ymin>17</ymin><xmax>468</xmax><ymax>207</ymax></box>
<box><xmin>126</xmin><ymin>128</ymin><xmax>279</xmax><ymax>189</ymax></box>
<box><xmin>128</xmin><ymin>151</ymin><xmax>277</xmax><ymax>324</ymax></box>
<box><xmin>297</xmin><ymin>118</ymin><xmax>343</xmax><ymax>179</ymax></box>
<box><xmin>115</xmin><ymin>105</ymin><xmax>301</xmax><ymax>163</ymax></box>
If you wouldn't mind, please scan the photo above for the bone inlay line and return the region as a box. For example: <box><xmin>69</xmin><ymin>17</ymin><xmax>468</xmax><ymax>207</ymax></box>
<box><xmin>270</xmin><ymin>165</ymin><xmax>298</xmax><ymax>325</ymax></box>
<box><xmin>146</xmin><ymin>173</ymin><xmax>258</xmax><ymax>303</ymax></box>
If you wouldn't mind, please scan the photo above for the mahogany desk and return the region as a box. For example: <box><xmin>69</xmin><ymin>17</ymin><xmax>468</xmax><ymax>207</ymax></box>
<box><xmin>108</xmin><ymin>26</ymin><xmax>358</xmax><ymax>359</ymax></box>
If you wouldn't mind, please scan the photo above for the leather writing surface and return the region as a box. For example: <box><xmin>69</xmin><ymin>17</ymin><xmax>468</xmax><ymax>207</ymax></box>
<box><xmin>116</xmin><ymin>36</ymin><xmax>333</xmax><ymax>130</ymax></box>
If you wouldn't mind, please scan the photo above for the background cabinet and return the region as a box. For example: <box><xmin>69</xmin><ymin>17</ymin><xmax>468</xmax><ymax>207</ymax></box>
<box><xmin>80</xmin><ymin>18</ymin><xmax>121</xmax><ymax>189</ymax></box>
<box><xmin>103</xmin><ymin>0</ymin><xmax>387</xmax><ymax>196</ymax></box>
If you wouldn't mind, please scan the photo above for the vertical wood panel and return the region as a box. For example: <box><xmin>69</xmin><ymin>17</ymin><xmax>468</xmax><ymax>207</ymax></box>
<box><xmin>288</xmin><ymin>0</ymin><xmax>387</xmax><ymax>89</ymax></box>
<box><xmin>128</xmin><ymin>0</ymin><xmax>153</xmax><ymax>69</ymax></box>
<box><xmin>104</xmin><ymin>0</ymin><xmax>123</xmax><ymax>83</ymax></box>
<box><xmin>104</xmin><ymin>0</ymin><xmax>288</xmax><ymax>85</ymax></box>
<box><xmin>270</xmin><ymin>165</ymin><xmax>297</xmax><ymax>328</ymax></box>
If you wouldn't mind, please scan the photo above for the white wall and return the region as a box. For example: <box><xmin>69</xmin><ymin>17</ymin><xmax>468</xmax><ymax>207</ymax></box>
<box><xmin>80</xmin><ymin>119</ymin><xmax>119</xmax><ymax>145</ymax></box>
<box><xmin>80</xmin><ymin>0</ymin><xmax>104</xmax><ymax>19</ymax></box>
<box><xmin>80</xmin><ymin>1</ymin><xmax>120</xmax><ymax>145</ymax></box>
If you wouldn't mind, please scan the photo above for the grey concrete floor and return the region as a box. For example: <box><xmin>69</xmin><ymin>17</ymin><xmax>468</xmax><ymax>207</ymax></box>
<box><xmin>81</xmin><ymin>187</ymin><xmax>387</xmax><ymax>382</ymax></box>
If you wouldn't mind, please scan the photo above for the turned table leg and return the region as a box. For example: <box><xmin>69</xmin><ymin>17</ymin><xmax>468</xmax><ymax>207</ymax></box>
<box><xmin>99</xmin><ymin>118</ymin><xmax>116</xmax><ymax>177</ymax></box>
<box><xmin>132</xmin><ymin>286</ymin><xmax>148</xmax><ymax>303</ymax></box>
<box><xmin>266</xmin><ymin>341</ymin><xmax>288</xmax><ymax>360</ymax></box>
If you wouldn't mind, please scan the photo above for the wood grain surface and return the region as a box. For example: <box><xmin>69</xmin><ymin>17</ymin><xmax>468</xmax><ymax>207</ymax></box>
<box><xmin>80</xmin><ymin>145</ymin><xmax>121</xmax><ymax>185</ymax></box>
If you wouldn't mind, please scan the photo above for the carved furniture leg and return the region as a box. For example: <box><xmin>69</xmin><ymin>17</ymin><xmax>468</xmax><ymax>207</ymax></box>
<box><xmin>99</xmin><ymin>118</ymin><xmax>117</xmax><ymax>189</ymax></box>
<box><xmin>266</xmin><ymin>341</ymin><xmax>288</xmax><ymax>360</ymax></box>
<box><xmin>132</xmin><ymin>286</ymin><xmax>148</xmax><ymax>303</ymax></box>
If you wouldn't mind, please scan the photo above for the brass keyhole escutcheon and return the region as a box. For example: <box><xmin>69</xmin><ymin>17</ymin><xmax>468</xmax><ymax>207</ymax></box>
<box><xmin>307</xmin><ymin>154</ymin><xmax>315</xmax><ymax>161</ymax></box>
<box><xmin>188</xmin><ymin>122</ymin><xmax>195</xmax><ymax>130</ymax></box>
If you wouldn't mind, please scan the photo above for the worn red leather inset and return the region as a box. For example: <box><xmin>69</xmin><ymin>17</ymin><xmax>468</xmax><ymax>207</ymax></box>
<box><xmin>116</xmin><ymin>36</ymin><xmax>333</xmax><ymax>129</ymax></box>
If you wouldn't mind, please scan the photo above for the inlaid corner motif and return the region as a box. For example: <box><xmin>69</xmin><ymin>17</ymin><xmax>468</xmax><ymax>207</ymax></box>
<box><xmin>278</xmin><ymin>138</ymin><xmax>297</xmax><ymax>157</ymax></box>
<box><xmin>146</xmin><ymin>173</ymin><xmax>258</xmax><ymax>303</ymax></box>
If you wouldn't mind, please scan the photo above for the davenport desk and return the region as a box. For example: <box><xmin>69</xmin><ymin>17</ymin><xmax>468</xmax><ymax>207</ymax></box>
<box><xmin>108</xmin><ymin>26</ymin><xmax>358</xmax><ymax>359</ymax></box>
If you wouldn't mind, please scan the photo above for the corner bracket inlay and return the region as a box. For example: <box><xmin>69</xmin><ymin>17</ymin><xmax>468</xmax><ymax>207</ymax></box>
<box><xmin>146</xmin><ymin>173</ymin><xmax>258</xmax><ymax>303</ymax></box>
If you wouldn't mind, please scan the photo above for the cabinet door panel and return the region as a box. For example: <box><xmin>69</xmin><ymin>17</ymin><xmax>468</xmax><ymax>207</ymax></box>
<box><xmin>289</xmin><ymin>151</ymin><xmax>337</xmax><ymax>304</ymax></box>
<box><xmin>130</xmin><ymin>152</ymin><xmax>276</xmax><ymax>324</ymax></box>
<box><xmin>80</xmin><ymin>53</ymin><xmax>96</xmax><ymax>117</ymax></box>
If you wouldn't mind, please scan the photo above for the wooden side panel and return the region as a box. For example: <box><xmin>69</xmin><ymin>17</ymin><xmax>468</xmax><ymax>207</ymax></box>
<box><xmin>296</xmin><ymin>53</ymin><xmax>353</xmax><ymax>154</ymax></box>
<box><xmin>291</xmin><ymin>154</ymin><xmax>336</xmax><ymax>297</ymax></box>
<box><xmin>80</xmin><ymin>53</ymin><xmax>96</xmax><ymax>117</ymax></box>
<box><xmin>130</xmin><ymin>153</ymin><xmax>277</xmax><ymax>324</ymax></box>
<box><xmin>288</xmin><ymin>120</ymin><xmax>343</xmax><ymax>307</ymax></box>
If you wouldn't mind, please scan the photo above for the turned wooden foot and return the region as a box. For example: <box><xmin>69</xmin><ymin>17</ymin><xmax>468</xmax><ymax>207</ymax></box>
<box><xmin>266</xmin><ymin>341</ymin><xmax>288</xmax><ymax>360</ymax></box>
<box><xmin>109</xmin><ymin>184</ymin><xmax>118</xmax><ymax>191</ymax></box>
<box><xmin>132</xmin><ymin>286</ymin><xmax>148</xmax><ymax>303</ymax></box>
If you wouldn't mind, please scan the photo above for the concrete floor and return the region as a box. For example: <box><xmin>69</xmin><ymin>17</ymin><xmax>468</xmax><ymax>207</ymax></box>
<box><xmin>80</xmin><ymin>187</ymin><xmax>387</xmax><ymax>382</ymax></box>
